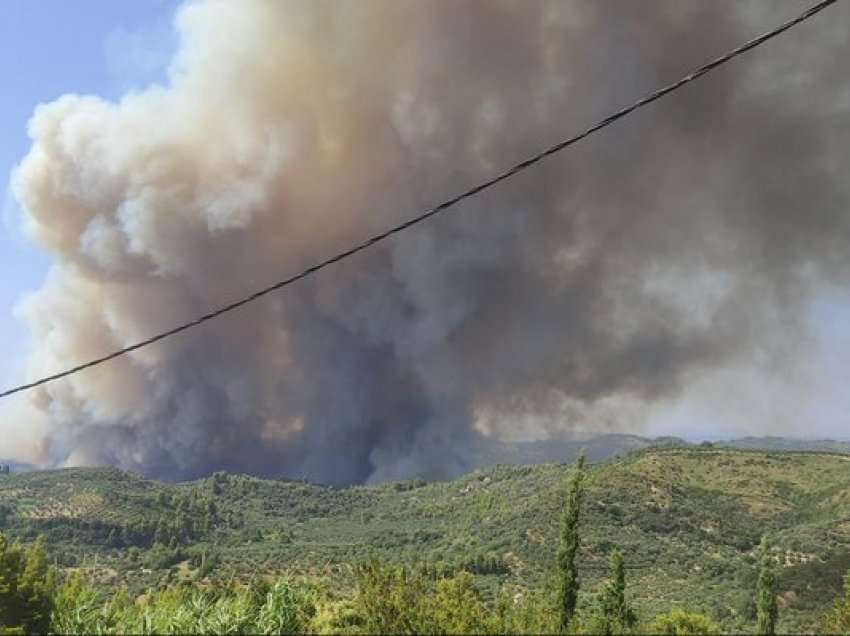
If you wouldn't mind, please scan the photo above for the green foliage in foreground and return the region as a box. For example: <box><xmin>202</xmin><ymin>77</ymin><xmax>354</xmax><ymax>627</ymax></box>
<box><xmin>2</xmin><ymin>523</ymin><xmax>849</xmax><ymax>634</ymax></box>
<box><xmin>0</xmin><ymin>535</ymin><xmax>55</xmax><ymax>633</ymax></box>
<box><xmin>50</xmin><ymin>575</ymin><xmax>316</xmax><ymax>635</ymax></box>
<box><xmin>648</xmin><ymin>608</ymin><xmax>721</xmax><ymax>634</ymax></box>
<box><xmin>822</xmin><ymin>571</ymin><xmax>850</xmax><ymax>634</ymax></box>
<box><xmin>37</xmin><ymin>559</ymin><xmax>850</xmax><ymax>635</ymax></box>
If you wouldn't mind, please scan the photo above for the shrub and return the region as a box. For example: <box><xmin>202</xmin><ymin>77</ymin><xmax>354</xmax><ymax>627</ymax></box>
<box><xmin>647</xmin><ymin>608</ymin><xmax>720</xmax><ymax>635</ymax></box>
<box><xmin>0</xmin><ymin>533</ymin><xmax>55</xmax><ymax>634</ymax></box>
<box><xmin>49</xmin><ymin>574</ymin><xmax>316</xmax><ymax>634</ymax></box>
<box><xmin>821</xmin><ymin>570</ymin><xmax>850</xmax><ymax>633</ymax></box>
<box><xmin>353</xmin><ymin>559</ymin><xmax>513</xmax><ymax>634</ymax></box>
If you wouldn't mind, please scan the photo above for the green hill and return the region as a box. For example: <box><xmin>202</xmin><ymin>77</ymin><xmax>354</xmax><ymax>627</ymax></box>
<box><xmin>2</xmin><ymin>446</ymin><xmax>850</xmax><ymax>632</ymax></box>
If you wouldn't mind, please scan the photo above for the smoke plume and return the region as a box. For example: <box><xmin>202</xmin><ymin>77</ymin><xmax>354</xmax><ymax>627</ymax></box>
<box><xmin>3</xmin><ymin>0</ymin><xmax>850</xmax><ymax>483</ymax></box>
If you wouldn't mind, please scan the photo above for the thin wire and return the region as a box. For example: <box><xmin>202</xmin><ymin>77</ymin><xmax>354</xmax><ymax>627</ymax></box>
<box><xmin>0</xmin><ymin>0</ymin><xmax>837</xmax><ymax>400</ymax></box>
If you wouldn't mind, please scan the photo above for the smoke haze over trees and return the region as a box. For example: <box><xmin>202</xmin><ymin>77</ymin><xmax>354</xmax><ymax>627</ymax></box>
<box><xmin>2</xmin><ymin>0</ymin><xmax>850</xmax><ymax>483</ymax></box>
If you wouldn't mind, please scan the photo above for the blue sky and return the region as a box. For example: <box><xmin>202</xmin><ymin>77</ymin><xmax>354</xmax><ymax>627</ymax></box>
<box><xmin>0</xmin><ymin>1</ymin><xmax>176</xmax><ymax>390</ymax></box>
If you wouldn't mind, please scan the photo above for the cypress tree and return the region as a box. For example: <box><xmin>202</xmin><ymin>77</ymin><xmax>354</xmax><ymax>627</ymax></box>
<box><xmin>598</xmin><ymin>548</ymin><xmax>637</xmax><ymax>634</ymax></box>
<box><xmin>557</xmin><ymin>452</ymin><xmax>586</xmax><ymax>633</ymax></box>
<box><xmin>756</xmin><ymin>535</ymin><xmax>778</xmax><ymax>635</ymax></box>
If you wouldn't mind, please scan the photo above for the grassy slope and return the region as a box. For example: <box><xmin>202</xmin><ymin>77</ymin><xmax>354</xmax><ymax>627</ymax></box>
<box><xmin>2</xmin><ymin>447</ymin><xmax>850</xmax><ymax>632</ymax></box>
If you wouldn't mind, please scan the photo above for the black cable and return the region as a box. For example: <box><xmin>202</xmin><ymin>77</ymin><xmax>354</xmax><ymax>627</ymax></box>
<box><xmin>0</xmin><ymin>0</ymin><xmax>836</xmax><ymax>400</ymax></box>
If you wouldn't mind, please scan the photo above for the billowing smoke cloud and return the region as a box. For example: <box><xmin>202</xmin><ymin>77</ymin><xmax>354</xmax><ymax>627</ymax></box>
<box><xmin>3</xmin><ymin>0</ymin><xmax>850</xmax><ymax>483</ymax></box>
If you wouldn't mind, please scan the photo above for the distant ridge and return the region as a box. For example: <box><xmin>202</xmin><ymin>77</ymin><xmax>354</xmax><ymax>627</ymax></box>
<box><xmin>719</xmin><ymin>435</ymin><xmax>850</xmax><ymax>454</ymax></box>
<box><xmin>461</xmin><ymin>433</ymin><xmax>850</xmax><ymax>473</ymax></box>
<box><xmin>462</xmin><ymin>433</ymin><xmax>656</xmax><ymax>471</ymax></box>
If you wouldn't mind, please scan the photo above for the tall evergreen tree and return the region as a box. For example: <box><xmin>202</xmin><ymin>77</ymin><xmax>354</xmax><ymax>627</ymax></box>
<box><xmin>756</xmin><ymin>535</ymin><xmax>778</xmax><ymax>635</ymax></box>
<box><xmin>557</xmin><ymin>452</ymin><xmax>586</xmax><ymax>633</ymax></box>
<box><xmin>598</xmin><ymin>548</ymin><xmax>637</xmax><ymax>634</ymax></box>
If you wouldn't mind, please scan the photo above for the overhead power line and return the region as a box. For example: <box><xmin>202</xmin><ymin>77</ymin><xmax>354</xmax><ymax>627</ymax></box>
<box><xmin>0</xmin><ymin>0</ymin><xmax>836</xmax><ymax>400</ymax></box>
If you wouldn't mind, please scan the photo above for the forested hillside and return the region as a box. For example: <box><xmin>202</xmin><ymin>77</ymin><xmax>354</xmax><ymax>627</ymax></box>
<box><xmin>2</xmin><ymin>446</ymin><xmax>850</xmax><ymax>632</ymax></box>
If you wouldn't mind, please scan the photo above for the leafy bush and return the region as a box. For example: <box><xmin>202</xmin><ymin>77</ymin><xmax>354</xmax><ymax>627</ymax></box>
<box><xmin>352</xmin><ymin>559</ymin><xmax>559</xmax><ymax>635</ymax></box>
<box><xmin>143</xmin><ymin>544</ymin><xmax>186</xmax><ymax>570</ymax></box>
<box><xmin>0</xmin><ymin>533</ymin><xmax>55</xmax><ymax>634</ymax></box>
<box><xmin>647</xmin><ymin>608</ymin><xmax>720</xmax><ymax>634</ymax></box>
<box><xmin>352</xmin><ymin>560</ymin><xmax>431</xmax><ymax>634</ymax></box>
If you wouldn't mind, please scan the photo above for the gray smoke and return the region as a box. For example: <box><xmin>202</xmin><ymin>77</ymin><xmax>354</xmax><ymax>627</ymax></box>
<box><xmin>3</xmin><ymin>0</ymin><xmax>850</xmax><ymax>483</ymax></box>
